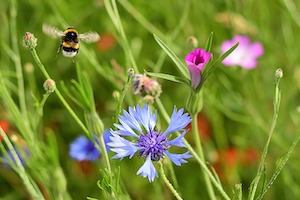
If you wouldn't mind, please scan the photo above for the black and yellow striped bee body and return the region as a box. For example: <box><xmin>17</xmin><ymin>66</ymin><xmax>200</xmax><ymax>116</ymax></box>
<box><xmin>42</xmin><ymin>24</ymin><xmax>100</xmax><ymax>58</ymax></box>
<box><xmin>61</xmin><ymin>28</ymin><xmax>80</xmax><ymax>57</ymax></box>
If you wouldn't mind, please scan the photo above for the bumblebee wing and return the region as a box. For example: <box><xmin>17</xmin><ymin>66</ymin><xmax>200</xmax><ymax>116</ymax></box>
<box><xmin>42</xmin><ymin>24</ymin><xmax>65</xmax><ymax>39</ymax></box>
<box><xmin>78</xmin><ymin>32</ymin><xmax>100</xmax><ymax>43</ymax></box>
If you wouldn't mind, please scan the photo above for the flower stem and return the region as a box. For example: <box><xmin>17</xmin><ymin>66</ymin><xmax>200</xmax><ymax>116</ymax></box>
<box><xmin>166</xmin><ymin>159</ymin><xmax>181</xmax><ymax>195</ymax></box>
<box><xmin>0</xmin><ymin>128</ymin><xmax>44</xmax><ymax>199</ymax></box>
<box><xmin>159</xmin><ymin>162</ymin><xmax>183</xmax><ymax>200</ymax></box>
<box><xmin>114</xmin><ymin>71</ymin><xmax>132</xmax><ymax>124</ymax></box>
<box><xmin>191</xmin><ymin>113</ymin><xmax>216</xmax><ymax>200</ymax></box>
<box><xmin>29</xmin><ymin>48</ymin><xmax>89</xmax><ymax>136</ymax></box>
<box><xmin>155</xmin><ymin>98</ymin><xmax>230</xmax><ymax>200</ymax></box>
<box><xmin>248</xmin><ymin>69</ymin><xmax>282</xmax><ymax>200</ymax></box>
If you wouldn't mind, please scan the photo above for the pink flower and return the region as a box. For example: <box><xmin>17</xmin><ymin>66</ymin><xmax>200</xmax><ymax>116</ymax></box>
<box><xmin>221</xmin><ymin>35</ymin><xmax>264</xmax><ymax>69</ymax></box>
<box><xmin>185</xmin><ymin>48</ymin><xmax>211</xmax><ymax>89</ymax></box>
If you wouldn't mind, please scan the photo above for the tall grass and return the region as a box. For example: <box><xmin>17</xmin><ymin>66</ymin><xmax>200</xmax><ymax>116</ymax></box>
<box><xmin>1</xmin><ymin>0</ymin><xmax>300</xmax><ymax>199</ymax></box>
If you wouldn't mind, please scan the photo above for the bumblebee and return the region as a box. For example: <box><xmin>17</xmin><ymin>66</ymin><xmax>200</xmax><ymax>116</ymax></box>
<box><xmin>42</xmin><ymin>24</ymin><xmax>100</xmax><ymax>58</ymax></box>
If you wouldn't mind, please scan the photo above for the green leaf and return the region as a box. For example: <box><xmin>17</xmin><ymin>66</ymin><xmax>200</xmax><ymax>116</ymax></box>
<box><xmin>76</xmin><ymin>63</ymin><xmax>96</xmax><ymax>111</ymax></box>
<box><xmin>153</xmin><ymin>34</ymin><xmax>190</xmax><ymax>79</ymax></box>
<box><xmin>60</xmin><ymin>81</ymin><xmax>85</xmax><ymax>109</ymax></box>
<box><xmin>233</xmin><ymin>183</ymin><xmax>242</xmax><ymax>200</ymax></box>
<box><xmin>204</xmin><ymin>32</ymin><xmax>214</xmax><ymax>52</ymax></box>
<box><xmin>146</xmin><ymin>71</ymin><xmax>190</xmax><ymax>85</ymax></box>
<box><xmin>203</xmin><ymin>42</ymin><xmax>238</xmax><ymax>81</ymax></box>
<box><xmin>86</xmin><ymin>197</ymin><xmax>98</xmax><ymax>200</ymax></box>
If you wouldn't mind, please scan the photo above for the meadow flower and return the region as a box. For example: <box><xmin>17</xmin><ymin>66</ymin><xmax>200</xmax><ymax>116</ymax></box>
<box><xmin>108</xmin><ymin>104</ymin><xmax>192</xmax><ymax>182</ymax></box>
<box><xmin>132</xmin><ymin>74</ymin><xmax>162</xmax><ymax>103</ymax></box>
<box><xmin>221</xmin><ymin>35</ymin><xmax>264</xmax><ymax>69</ymax></box>
<box><xmin>185</xmin><ymin>48</ymin><xmax>211</xmax><ymax>89</ymax></box>
<box><xmin>69</xmin><ymin>131</ymin><xmax>111</xmax><ymax>161</ymax></box>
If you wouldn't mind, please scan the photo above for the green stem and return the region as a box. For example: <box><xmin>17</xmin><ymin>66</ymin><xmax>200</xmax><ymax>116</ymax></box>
<box><xmin>159</xmin><ymin>162</ymin><xmax>183</xmax><ymax>200</ymax></box>
<box><xmin>186</xmin><ymin>141</ymin><xmax>231</xmax><ymax>200</ymax></box>
<box><xmin>192</xmin><ymin>114</ymin><xmax>216</xmax><ymax>200</ymax></box>
<box><xmin>0</xmin><ymin>128</ymin><xmax>44</xmax><ymax>199</ymax></box>
<box><xmin>104</xmin><ymin>0</ymin><xmax>139</xmax><ymax>73</ymax></box>
<box><xmin>155</xmin><ymin>98</ymin><xmax>230</xmax><ymax>200</ymax></box>
<box><xmin>248</xmin><ymin>71</ymin><xmax>282</xmax><ymax>200</ymax></box>
<box><xmin>114</xmin><ymin>71</ymin><xmax>132</xmax><ymax>124</ymax></box>
<box><xmin>10</xmin><ymin>0</ymin><xmax>28</xmax><ymax>121</ymax></box>
<box><xmin>166</xmin><ymin>160</ymin><xmax>180</xmax><ymax>195</ymax></box>
<box><xmin>30</xmin><ymin>48</ymin><xmax>89</xmax><ymax>136</ymax></box>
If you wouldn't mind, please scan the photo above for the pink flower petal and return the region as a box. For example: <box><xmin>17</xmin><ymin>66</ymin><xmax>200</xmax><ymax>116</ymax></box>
<box><xmin>221</xmin><ymin>35</ymin><xmax>264</xmax><ymax>69</ymax></box>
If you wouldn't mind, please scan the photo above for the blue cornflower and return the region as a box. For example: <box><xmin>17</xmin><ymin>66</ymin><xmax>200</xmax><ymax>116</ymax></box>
<box><xmin>108</xmin><ymin>104</ymin><xmax>192</xmax><ymax>182</ymax></box>
<box><xmin>69</xmin><ymin>131</ymin><xmax>111</xmax><ymax>161</ymax></box>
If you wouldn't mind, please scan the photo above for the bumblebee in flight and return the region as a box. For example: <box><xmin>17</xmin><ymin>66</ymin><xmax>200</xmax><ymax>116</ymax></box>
<box><xmin>42</xmin><ymin>24</ymin><xmax>100</xmax><ymax>58</ymax></box>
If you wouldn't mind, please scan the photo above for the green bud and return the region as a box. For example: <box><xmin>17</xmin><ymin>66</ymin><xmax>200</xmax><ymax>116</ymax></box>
<box><xmin>186</xmin><ymin>89</ymin><xmax>203</xmax><ymax>115</ymax></box>
<box><xmin>86</xmin><ymin>111</ymin><xmax>104</xmax><ymax>137</ymax></box>
<box><xmin>23</xmin><ymin>32</ymin><xmax>37</xmax><ymax>49</ymax></box>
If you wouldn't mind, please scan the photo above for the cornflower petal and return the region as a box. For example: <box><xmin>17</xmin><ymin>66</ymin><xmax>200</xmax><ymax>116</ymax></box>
<box><xmin>109</xmin><ymin>104</ymin><xmax>192</xmax><ymax>182</ymax></box>
<box><xmin>113</xmin><ymin>124</ymin><xmax>138</xmax><ymax>137</ymax></box>
<box><xmin>167</xmin><ymin>130</ymin><xmax>187</xmax><ymax>147</ymax></box>
<box><xmin>116</xmin><ymin>116</ymin><xmax>139</xmax><ymax>138</ymax></box>
<box><xmin>132</xmin><ymin>105</ymin><xmax>157</xmax><ymax>132</ymax></box>
<box><xmin>69</xmin><ymin>136</ymin><xmax>100</xmax><ymax>161</ymax></box>
<box><xmin>120</xmin><ymin>109</ymin><xmax>143</xmax><ymax>133</ymax></box>
<box><xmin>136</xmin><ymin>155</ymin><xmax>158</xmax><ymax>182</ymax></box>
<box><xmin>165</xmin><ymin>151</ymin><xmax>192</xmax><ymax>166</ymax></box>
<box><xmin>164</xmin><ymin>107</ymin><xmax>191</xmax><ymax>135</ymax></box>
<box><xmin>108</xmin><ymin>132</ymin><xmax>140</xmax><ymax>159</ymax></box>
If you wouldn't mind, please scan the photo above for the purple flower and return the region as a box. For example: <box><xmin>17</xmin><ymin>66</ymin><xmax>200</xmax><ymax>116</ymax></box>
<box><xmin>108</xmin><ymin>104</ymin><xmax>192</xmax><ymax>182</ymax></box>
<box><xmin>185</xmin><ymin>48</ymin><xmax>211</xmax><ymax>89</ymax></box>
<box><xmin>221</xmin><ymin>35</ymin><xmax>264</xmax><ymax>69</ymax></box>
<box><xmin>69</xmin><ymin>131</ymin><xmax>111</xmax><ymax>161</ymax></box>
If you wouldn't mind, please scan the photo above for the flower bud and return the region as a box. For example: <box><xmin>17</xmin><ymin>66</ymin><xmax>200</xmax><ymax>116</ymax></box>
<box><xmin>43</xmin><ymin>79</ymin><xmax>56</xmax><ymax>93</ymax></box>
<box><xmin>127</xmin><ymin>68</ymin><xmax>135</xmax><ymax>76</ymax></box>
<box><xmin>187</xmin><ymin>36</ymin><xmax>198</xmax><ymax>48</ymax></box>
<box><xmin>186</xmin><ymin>89</ymin><xmax>203</xmax><ymax>115</ymax></box>
<box><xmin>275</xmin><ymin>68</ymin><xmax>283</xmax><ymax>79</ymax></box>
<box><xmin>23</xmin><ymin>32</ymin><xmax>37</xmax><ymax>49</ymax></box>
<box><xmin>24</xmin><ymin>62</ymin><xmax>34</xmax><ymax>73</ymax></box>
<box><xmin>185</xmin><ymin>48</ymin><xmax>211</xmax><ymax>89</ymax></box>
<box><xmin>132</xmin><ymin>74</ymin><xmax>162</xmax><ymax>102</ymax></box>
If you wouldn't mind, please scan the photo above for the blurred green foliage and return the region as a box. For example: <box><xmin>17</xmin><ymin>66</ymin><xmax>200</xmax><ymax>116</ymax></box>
<box><xmin>1</xmin><ymin>0</ymin><xmax>300</xmax><ymax>199</ymax></box>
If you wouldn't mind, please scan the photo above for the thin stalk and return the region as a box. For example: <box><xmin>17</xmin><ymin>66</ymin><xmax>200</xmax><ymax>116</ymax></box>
<box><xmin>155</xmin><ymin>98</ymin><xmax>230</xmax><ymax>200</ymax></box>
<box><xmin>191</xmin><ymin>114</ymin><xmax>216</xmax><ymax>200</ymax></box>
<box><xmin>104</xmin><ymin>0</ymin><xmax>139</xmax><ymax>73</ymax></box>
<box><xmin>248</xmin><ymin>70</ymin><xmax>282</xmax><ymax>200</ymax></box>
<box><xmin>10</xmin><ymin>0</ymin><xmax>28</xmax><ymax>120</ymax></box>
<box><xmin>114</xmin><ymin>71</ymin><xmax>132</xmax><ymax>123</ymax></box>
<box><xmin>29</xmin><ymin>48</ymin><xmax>89</xmax><ymax>136</ymax></box>
<box><xmin>166</xmin><ymin>159</ymin><xmax>180</xmax><ymax>194</ymax></box>
<box><xmin>0</xmin><ymin>128</ymin><xmax>44</xmax><ymax>200</ymax></box>
<box><xmin>159</xmin><ymin>162</ymin><xmax>183</xmax><ymax>200</ymax></box>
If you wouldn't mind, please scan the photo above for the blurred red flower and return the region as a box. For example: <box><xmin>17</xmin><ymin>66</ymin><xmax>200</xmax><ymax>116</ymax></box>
<box><xmin>211</xmin><ymin>146</ymin><xmax>259</xmax><ymax>183</ymax></box>
<box><xmin>186</xmin><ymin>112</ymin><xmax>211</xmax><ymax>141</ymax></box>
<box><xmin>96</xmin><ymin>32</ymin><xmax>116</xmax><ymax>52</ymax></box>
<box><xmin>0</xmin><ymin>120</ymin><xmax>9</xmax><ymax>141</ymax></box>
